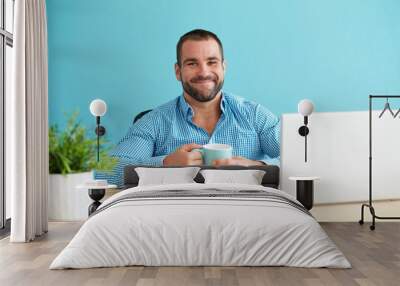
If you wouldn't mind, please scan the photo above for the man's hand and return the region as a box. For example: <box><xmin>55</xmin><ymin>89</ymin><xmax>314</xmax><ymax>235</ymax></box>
<box><xmin>163</xmin><ymin>143</ymin><xmax>203</xmax><ymax>166</ymax></box>
<box><xmin>212</xmin><ymin>156</ymin><xmax>265</xmax><ymax>167</ymax></box>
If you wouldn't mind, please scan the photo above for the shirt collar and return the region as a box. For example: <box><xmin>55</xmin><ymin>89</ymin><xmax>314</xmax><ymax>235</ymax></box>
<box><xmin>220</xmin><ymin>92</ymin><xmax>227</xmax><ymax>114</ymax></box>
<box><xmin>178</xmin><ymin>94</ymin><xmax>194</xmax><ymax>119</ymax></box>
<box><xmin>179</xmin><ymin>91</ymin><xmax>227</xmax><ymax>120</ymax></box>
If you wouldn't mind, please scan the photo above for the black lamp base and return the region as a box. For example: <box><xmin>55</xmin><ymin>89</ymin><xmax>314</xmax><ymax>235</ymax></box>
<box><xmin>95</xmin><ymin>125</ymin><xmax>106</xmax><ymax>136</ymax></box>
<box><xmin>298</xmin><ymin>126</ymin><xmax>309</xmax><ymax>136</ymax></box>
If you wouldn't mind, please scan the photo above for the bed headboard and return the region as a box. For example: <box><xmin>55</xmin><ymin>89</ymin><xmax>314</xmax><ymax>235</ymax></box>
<box><xmin>123</xmin><ymin>165</ymin><xmax>280</xmax><ymax>189</ymax></box>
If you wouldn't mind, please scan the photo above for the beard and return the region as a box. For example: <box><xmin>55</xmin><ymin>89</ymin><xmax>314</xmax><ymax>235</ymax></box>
<box><xmin>181</xmin><ymin>74</ymin><xmax>224</xmax><ymax>103</ymax></box>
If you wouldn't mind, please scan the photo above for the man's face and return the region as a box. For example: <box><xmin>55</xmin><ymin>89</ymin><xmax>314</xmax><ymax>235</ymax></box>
<box><xmin>175</xmin><ymin>39</ymin><xmax>225</xmax><ymax>103</ymax></box>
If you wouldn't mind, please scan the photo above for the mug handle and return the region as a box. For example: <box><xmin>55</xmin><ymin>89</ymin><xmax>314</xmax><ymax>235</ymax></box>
<box><xmin>191</xmin><ymin>148</ymin><xmax>204</xmax><ymax>155</ymax></box>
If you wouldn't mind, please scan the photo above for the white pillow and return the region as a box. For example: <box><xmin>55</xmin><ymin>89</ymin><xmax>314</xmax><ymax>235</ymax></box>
<box><xmin>135</xmin><ymin>167</ymin><xmax>201</xmax><ymax>186</ymax></box>
<box><xmin>200</xmin><ymin>169</ymin><xmax>266</xmax><ymax>185</ymax></box>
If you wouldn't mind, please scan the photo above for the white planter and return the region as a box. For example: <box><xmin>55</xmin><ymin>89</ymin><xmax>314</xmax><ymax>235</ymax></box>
<box><xmin>48</xmin><ymin>171</ymin><xmax>93</xmax><ymax>221</ymax></box>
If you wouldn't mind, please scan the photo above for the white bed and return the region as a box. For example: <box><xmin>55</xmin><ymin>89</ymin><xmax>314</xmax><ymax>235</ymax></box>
<box><xmin>50</xmin><ymin>183</ymin><xmax>351</xmax><ymax>269</ymax></box>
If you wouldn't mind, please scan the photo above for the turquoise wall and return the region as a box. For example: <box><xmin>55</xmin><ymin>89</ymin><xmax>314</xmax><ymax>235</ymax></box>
<box><xmin>47</xmin><ymin>0</ymin><xmax>400</xmax><ymax>144</ymax></box>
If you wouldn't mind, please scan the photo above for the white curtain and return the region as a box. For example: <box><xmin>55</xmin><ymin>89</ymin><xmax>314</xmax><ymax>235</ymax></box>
<box><xmin>9</xmin><ymin>0</ymin><xmax>49</xmax><ymax>242</ymax></box>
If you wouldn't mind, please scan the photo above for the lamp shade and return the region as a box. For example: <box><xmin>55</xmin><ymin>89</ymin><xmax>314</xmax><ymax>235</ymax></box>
<box><xmin>90</xmin><ymin>99</ymin><xmax>107</xmax><ymax>117</ymax></box>
<box><xmin>298</xmin><ymin>99</ymin><xmax>314</xmax><ymax>116</ymax></box>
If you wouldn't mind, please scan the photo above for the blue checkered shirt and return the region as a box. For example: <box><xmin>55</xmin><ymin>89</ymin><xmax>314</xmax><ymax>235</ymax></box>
<box><xmin>95</xmin><ymin>92</ymin><xmax>280</xmax><ymax>187</ymax></box>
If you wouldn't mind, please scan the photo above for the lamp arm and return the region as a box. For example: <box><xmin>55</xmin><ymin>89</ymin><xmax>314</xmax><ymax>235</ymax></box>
<box><xmin>94</xmin><ymin>117</ymin><xmax>106</xmax><ymax>162</ymax></box>
<box><xmin>96</xmin><ymin>117</ymin><xmax>100</xmax><ymax>162</ymax></box>
<box><xmin>305</xmin><ymin>133</ymin><xmax>307</xmax><ymax>162</ymax></box>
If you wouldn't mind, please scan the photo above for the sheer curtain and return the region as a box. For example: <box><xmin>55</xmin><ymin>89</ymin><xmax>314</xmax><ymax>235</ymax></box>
<box><xmin>9</xmin><ymin>0</ymin><xmax>48</xmax><ymax>242</ymax></box>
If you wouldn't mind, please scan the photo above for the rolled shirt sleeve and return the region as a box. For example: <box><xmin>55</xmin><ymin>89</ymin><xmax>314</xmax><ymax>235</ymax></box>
<box><xmin>94</xmin><ymin>111</ymin><xmax>165</xmax><ymax>187</ymax></box>
<box><xmin>254</xmin><ymin>104</ymin><xmax>280</xmax><ymax>166</ymax></box>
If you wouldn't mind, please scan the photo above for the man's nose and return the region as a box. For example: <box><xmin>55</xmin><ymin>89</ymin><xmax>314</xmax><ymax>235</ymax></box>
<box><xmin>197</xmin><ymin>62</ymin><xmax>210</xmax><ymax>76</ymax></box>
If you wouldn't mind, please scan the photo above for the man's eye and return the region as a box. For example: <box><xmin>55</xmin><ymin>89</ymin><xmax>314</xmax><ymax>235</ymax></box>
<box><xmin>187</xmin><ymin>62</ymin><xmax>196</xmax><ymax>66</ymax></box>
<box><xmin>209</xmin><ymin>61</ymin><xmax>218</xmax><ymax>65</ymax></box>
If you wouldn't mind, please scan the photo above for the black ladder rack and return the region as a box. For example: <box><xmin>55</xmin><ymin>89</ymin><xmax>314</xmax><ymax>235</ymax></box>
<box><xmin>359</xmin><ymin>95</ymin><xmax>400</xmax><ymax>230</ymax></box>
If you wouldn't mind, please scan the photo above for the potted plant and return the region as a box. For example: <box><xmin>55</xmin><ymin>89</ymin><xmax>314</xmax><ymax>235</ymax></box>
<box><xmin>48</xmin><ymin>111</ymin><xmax>117</xmax><ymax>221</ymax></box>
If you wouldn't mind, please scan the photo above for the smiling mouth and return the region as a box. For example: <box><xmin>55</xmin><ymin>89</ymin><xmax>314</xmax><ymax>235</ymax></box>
<box><xmin>192</xmin><ymin>80</ymin><xmax>215</xmax><ymax>84</ymax></box>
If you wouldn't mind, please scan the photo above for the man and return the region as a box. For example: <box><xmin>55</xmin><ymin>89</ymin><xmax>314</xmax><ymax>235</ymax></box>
<box><xmin>98</xmin><ymin>29</ymin><xmax>280</xmax><ymax>187</ymax></box>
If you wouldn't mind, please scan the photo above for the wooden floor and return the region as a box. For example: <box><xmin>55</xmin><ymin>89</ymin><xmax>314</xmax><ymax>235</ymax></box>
<box><xmin>0</xmin><ymin>222</ymin><xmax>399</xmax><ymax>286</ymax></box>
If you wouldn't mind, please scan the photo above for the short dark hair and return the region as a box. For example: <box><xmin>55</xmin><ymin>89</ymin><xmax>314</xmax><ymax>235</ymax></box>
<box><xmin>176</xmin><ymin>29</ymin><xmax>224</xmax><ymax>67</ymax></box>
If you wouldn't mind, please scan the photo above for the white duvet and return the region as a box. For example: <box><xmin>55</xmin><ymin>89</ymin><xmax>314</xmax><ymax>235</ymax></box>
<box><xmin>50</xmin><ymin>183</ymin><xmax>351</xmax><ymax>269</ymax></box>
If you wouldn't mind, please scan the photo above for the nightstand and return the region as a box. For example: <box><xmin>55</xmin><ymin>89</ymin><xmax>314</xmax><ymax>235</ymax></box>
<box><xmin>76</xmin><ymin>184</ymin><xmax>117</xmax><ymax>216</ymax></box>
<box><xmin>288</xmin><ymin>176</ymin><xmax>320</xmax><ymax>210</ymax></box>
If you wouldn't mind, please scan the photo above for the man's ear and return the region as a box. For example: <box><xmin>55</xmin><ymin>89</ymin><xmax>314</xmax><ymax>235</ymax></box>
<box><xmin>175</xmin><ymin>63</ymin><xmax>181</xmax><ymax>81</ymax></box>
<box><xmin>222</xmin><ymin>60</ymin><xmax>227</xmax><ymax>73</ymax></box>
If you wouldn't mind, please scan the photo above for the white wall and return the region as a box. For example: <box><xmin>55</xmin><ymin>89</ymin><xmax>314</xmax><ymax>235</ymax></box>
<box><xmin>280</xmin><ymin>111</ymin><xmax>400</xmax><ymax>204</ymax></box>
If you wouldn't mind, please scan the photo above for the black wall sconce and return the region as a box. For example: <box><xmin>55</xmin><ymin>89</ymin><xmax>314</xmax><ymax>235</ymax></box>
<box><xmin>297</xmin><ymin>99</ymin><xmax>314</xmax><ymax>162</ymax></box>
<box><xmin>89</xmin><ymin>99</ymin><xmax>107</xmax><ymax>162</ymax></box>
